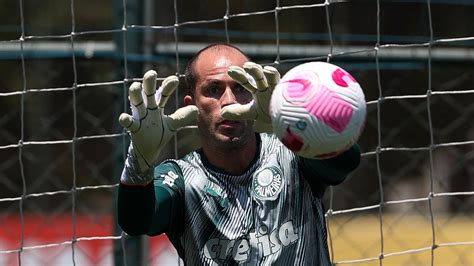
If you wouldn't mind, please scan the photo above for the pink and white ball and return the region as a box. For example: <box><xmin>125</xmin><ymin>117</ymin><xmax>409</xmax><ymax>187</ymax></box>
<box><xmin>270</xmin><ymin>62</ymin><xmax>366</xmax><ymax>159</ymax></box>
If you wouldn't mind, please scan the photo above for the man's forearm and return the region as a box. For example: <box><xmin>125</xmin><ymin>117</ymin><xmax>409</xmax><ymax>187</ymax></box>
<box><xmin>117</xmin><ymin>163</ymin><xmax>175</xmax><ymax>236</ymax></box>
<box><xmin>117</xmin><ymin>182</ymin><xmax>156</xmax><ymax>236</ymax></box>
<box><xmin>300</xmin><ymin>144</ymin><xmax>361</xmax><ymax>198</ymax></box>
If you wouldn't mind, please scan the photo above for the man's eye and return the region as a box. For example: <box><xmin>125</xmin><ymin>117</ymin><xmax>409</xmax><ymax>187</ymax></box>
<box><xmin>209</xmin><ymin>86</ymin><xmax>220</xmax><ymax>95</ymax></box>
<box><xmin>236</xmin><ymin>85</ymin><xmax>251</xmax><ymax>97</ymax></box>
<box><xmin>235</xmin><ymin>85</ymin><xmax>248</xmax><ymax>94</ymax></box>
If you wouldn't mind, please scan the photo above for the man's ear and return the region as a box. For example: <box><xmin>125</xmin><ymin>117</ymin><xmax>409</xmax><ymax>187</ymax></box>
<box><xmin>184</xmin><ymin>95</ymin><xmax>193</xmax><ymax>106</ymax></box>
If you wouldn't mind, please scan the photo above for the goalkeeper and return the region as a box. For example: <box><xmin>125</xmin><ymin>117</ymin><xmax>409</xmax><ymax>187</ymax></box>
<box><xmin>118</xmin><ymin>43</ymin><xmax>360</xmax><ymax>265</ymax></box>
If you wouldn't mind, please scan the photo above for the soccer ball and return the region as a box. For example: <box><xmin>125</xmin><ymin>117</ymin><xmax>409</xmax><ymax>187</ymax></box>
<box><xmin>270</xmin><ymin>62</ymin><xmax>366</xmax><ymax>159</ymax></box>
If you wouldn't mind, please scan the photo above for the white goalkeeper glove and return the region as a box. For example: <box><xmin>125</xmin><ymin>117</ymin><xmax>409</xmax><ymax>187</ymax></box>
<box><xmin>119</xmin><ymin>70</ymin><xmax>198</xmax><ymax>184</ymax></box>
<box><xmin>221</xmin><ymin>62</ymin><xmax>280</xmax><ymax>133</ymax></box>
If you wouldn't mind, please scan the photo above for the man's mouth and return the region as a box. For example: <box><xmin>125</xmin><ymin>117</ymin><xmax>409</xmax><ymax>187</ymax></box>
<box><xmin>219</xmin><ymin>120</ymin><xmax>241</xmax><ymax>128</ymax></box>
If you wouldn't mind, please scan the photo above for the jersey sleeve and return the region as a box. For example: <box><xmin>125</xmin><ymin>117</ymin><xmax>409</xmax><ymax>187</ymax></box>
<box><xmin>117</xmin><ymin>181</ymin><xmax>156</xmax><ymax>236</ymax></box>
<box><xmin>299</xmin><ymin>143</ymin><xmax>361</xmax><ymax>198</ymax></box>
<box><xmin>117</xmin><ymin>160</ymin><xmax>184</xmax><ymax>237</ymax></box>
<box><xmin>148</xmin><ymin>160</ymin><xmax>185</xmax><ymax>236</ymax></box>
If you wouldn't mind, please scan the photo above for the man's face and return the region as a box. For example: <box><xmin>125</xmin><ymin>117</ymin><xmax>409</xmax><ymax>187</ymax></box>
<box><xmin>191</xmin><ymin>48</ymin><xmax>254</xmax><ymax>149</ymax></box>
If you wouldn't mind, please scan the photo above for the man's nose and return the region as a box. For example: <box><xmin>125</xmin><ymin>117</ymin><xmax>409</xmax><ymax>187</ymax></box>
<box><xmin>220</xmin><ymin>87</ymin><xmax>237</xmax><ymax>106</ymax></box>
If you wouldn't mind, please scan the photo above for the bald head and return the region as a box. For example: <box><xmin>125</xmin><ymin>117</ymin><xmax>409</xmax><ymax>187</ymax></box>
<box><xmin>184</xmin><ymin>43</ymin><xmax>250</xmax><ymax>96</ymax></box>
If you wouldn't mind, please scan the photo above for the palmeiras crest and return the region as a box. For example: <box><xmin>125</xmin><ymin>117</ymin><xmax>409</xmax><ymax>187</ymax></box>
<box><xmin>252</xmin><ymin>166</ymin><xmax>284</xmax><ymax>200</ymax></box>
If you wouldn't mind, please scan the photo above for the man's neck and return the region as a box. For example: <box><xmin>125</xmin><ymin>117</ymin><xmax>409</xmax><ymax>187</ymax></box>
<box><xmin>201</xmin><ymin>134</ymin><xmax>258</xmax><ymax>176</ymax></box>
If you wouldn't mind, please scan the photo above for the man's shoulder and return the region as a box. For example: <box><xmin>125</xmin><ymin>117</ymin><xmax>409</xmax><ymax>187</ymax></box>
<box><xmin>154</xmin><ymin>159</ymin><xmax>181</xmax><ymax>176</ymax></box>
<box><xmin>258</xmin><ymin>133</ymin><xmax>292</xmax><ymax>156</ymax></box>
<box><xmin>259</xmin><ymin>132</ymin><xmax>284</xmax><ymax>145</ymax></box>
<box><xmin>154</xmin><ymin>150</ymin><xmax>204</xmax><ymax>180</ymax></box>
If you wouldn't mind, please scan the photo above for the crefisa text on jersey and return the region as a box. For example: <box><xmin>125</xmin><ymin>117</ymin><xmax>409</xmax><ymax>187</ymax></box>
<box><xmin>203</xmin><ymin>220</ymin><xmax>299</xmax><ymax>263</ymax></box>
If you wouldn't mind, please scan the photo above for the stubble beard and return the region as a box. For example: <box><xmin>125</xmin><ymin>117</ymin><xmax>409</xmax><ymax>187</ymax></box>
<box><xmin>198</xmin><ymin>118</ymin><xmax>255</xmax><ymax>151</ymax></box>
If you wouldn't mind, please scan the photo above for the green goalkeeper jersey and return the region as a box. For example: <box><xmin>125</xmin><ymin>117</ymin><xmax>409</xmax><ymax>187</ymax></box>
<box><xmin>138</xmin><ymin>133</ymin><xmax>360</xmax><ymax>265</ymax></box>
<box><xmin>118</xmin><ymin>134</ymin><xmax>360</xmax><ymax>266</ymax></box>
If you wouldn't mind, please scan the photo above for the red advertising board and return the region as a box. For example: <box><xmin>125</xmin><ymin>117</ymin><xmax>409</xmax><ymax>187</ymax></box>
<box><xmin>0</xmin><ymin>214</ymin><xmax>179</xmax><ymax>265</ymax></box>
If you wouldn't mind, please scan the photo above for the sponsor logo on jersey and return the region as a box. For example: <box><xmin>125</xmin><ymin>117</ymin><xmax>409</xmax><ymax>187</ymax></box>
<box><xmin>252</xmin><ymin>166</ymin><xmax>284</xmax><ymax>200</ymax></box>
<box><xmin>203</xmin><ymin>220</ymin><xmax>299</xmax><ymax>263</ymax></box>
<box><xmin>161</xmin><ymin>171</ymin><xmax>179</xmax><ymax>187</ymax></box>
<box><xmin>204</xmin><ymin>181</ymin><xmax>229</xmax><ymax>210</ymax></box>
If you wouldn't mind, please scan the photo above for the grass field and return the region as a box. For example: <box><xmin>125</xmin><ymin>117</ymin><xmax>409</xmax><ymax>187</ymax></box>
<box><xmin>327</xmin><ymin>213</ymin><xmax>474</xmax><ymax>265</ymax></box>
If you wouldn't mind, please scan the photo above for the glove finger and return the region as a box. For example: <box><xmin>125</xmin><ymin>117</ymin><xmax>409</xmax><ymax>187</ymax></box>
<box><xmin>142</xmin><ymin>70</ymin><xmax>158</xmax><ymax>110</ymax></box>
<box><xmin>244</xmin><ymin>62</ymin><xmax>268</xmax><ymax>91</ymax></box>
<box><xmin>129</xmin><ymin>82</ymin><xmax>147</xmax><ymax>120</ymax></box>
<box><xmin>165</xmin><ymin>105</ymin><xmax>199</xmax><ymax>131</ymax></box>
<box><xmin>119</xmin><ymin>113</ymin><xmax>140</xmax><ymax>133</ymax></box>
<box><xmin>221</xmin><ymin>103</ymin><xmax>257</xmax><ymax>120</ymax></box>
<box><xmin>158</xmin><ymin>75</ymin><xmax>179</xmax><ymax>108</ymax></box>
<box><xmin>263</xmin><ymin>66</ymin><xmax>280</xmax><ymax>88</ymax></box>
<box><xmin>228</xmin><ymin>66</ymin><xmax>257</xmax><ymax>93</ymax></box>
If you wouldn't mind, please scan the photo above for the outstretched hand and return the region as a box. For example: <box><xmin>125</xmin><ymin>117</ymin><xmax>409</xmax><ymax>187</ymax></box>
<box><xmin>221</xmin><ymin>62</ymin><xmax>280</xmax><ymax>133</ymax></box>
<box><xmin>119</xmin><ymin>70</ymin><xmax>198</xmax><ymax>173</ymax></box>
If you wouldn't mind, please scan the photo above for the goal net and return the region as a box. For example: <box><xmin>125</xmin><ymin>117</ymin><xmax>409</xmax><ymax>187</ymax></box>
<box><xmin>0</xmin><ymin>0</ymin><xmax>473</xmax><ymax>265</ymax></box>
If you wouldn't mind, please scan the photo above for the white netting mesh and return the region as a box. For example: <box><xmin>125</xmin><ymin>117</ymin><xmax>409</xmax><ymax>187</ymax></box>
<box><xmin>0</xmin><ymin>0</ymin><xmax>473</xmax><ymax>265</ymax></box>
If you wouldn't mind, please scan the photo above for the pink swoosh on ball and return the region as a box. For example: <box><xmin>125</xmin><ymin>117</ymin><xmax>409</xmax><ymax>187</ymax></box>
<box><xmin>304</xmin><ymin>85</ymin><xmax>353</xmax><ymax>133</ymax></box>
<box><xmin>332</xmin><ymin>68</ymin><xmax>355</xmax><ymax>87</ymax></box>
<box><xmin>284</xmin><ymin>78</ymin><xmax>313</xmax><ymax>101</ymax></box>
<box><xmin>285</xmin><ymin>77</ymin><xmax>353</xmax><ymax>133</ymax></box>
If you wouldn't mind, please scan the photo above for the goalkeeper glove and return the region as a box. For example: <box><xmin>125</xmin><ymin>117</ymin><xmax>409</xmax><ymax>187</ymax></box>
<box><xmin>221</xmin><ymin>62</ymin><xmax>280</xmax><ymax>133</ymax></box>
<box><xmin>119</xmin><ymin>70</ymin><xmax>198</xmax><ymax>185</ymax></box>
